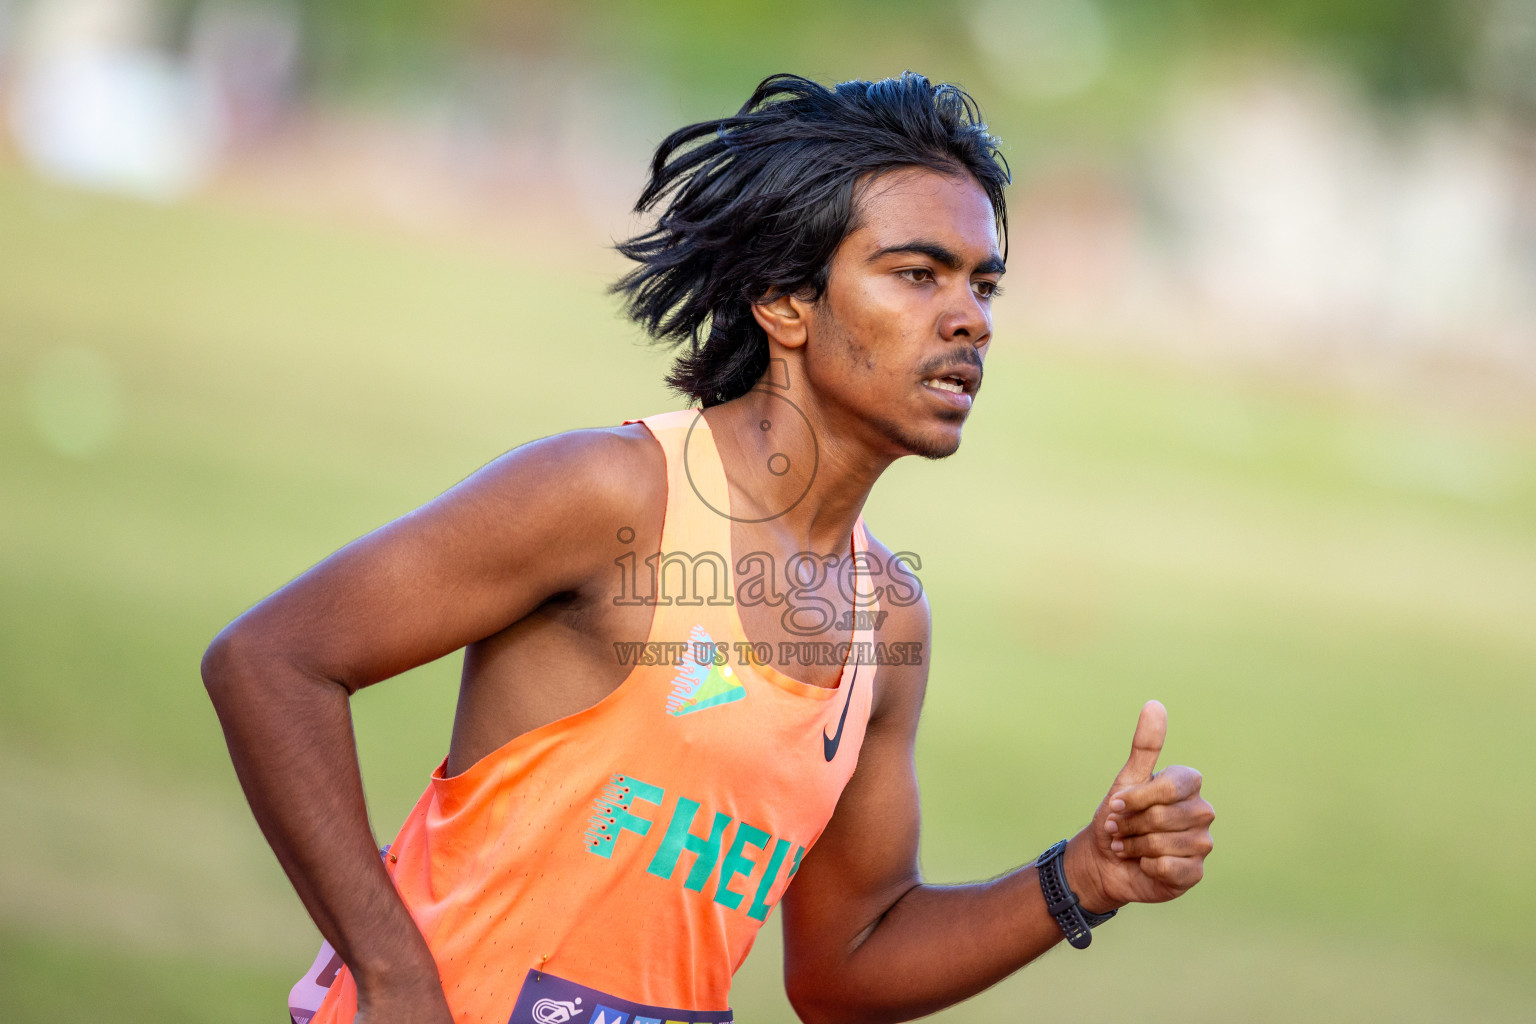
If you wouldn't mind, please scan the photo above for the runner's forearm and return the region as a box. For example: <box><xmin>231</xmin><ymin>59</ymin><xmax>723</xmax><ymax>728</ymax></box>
<box><xmin>787</xmin><ymin>866</ymin><xmax>1063</xmax><ymax>1024</ymax></box>
<box><xmin>201</xmin><ymin>627</ymin><xmax>439</xmax><ymax>992</ymax></box>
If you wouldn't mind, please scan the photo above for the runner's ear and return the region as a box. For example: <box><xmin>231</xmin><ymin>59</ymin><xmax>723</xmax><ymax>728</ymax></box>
<box><xmin>751</xmin><ymin>294</ymin><xmax>809</xmax><ymax>350</ymax></box>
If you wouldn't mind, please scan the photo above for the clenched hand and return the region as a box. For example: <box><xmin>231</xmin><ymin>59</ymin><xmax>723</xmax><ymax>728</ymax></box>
<box><xmin>1064</xmin><ymin>700</ymin><xmax>1215</xmax><ymax>913</ymax></box>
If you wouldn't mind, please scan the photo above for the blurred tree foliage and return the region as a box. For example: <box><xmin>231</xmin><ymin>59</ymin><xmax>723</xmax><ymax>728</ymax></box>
<box><xmin>1191</xmin><ymin>0</ymin><xmax>1481</xmax><ymax>102</ymax></box>
<box><xmin>281</xmin><ymin>0</ymin><xmax>1490</xmax><ymax>110</ymax></box>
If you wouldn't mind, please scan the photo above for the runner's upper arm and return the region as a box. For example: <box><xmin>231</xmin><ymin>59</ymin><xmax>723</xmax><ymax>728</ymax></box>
<box><xmin>204</xmin><ymin>426</ymin><xmax>660</xmax><ymax>693</ymax></box>
<box><xmin>780</xmin><ymin>542</ymin><xmax>932</xmax><ymax>1002</ymax></box>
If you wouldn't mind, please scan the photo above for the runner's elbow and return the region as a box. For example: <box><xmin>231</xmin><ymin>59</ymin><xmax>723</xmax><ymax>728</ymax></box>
<box><xmin>202</xmin><ymin>618</ymin><xmax>356</xmax><ymax>713</ymax></box>
<box><xmin>785</xmin><ymin>983</ymin><xmax>835</xmax><ymax>1024</ymax></box>
<box><xmin>791</xmin><ymin>960</ymin><xmax>932</xmax><ymax>1024</ymax></box>
<box><xmin>201</xmin><ymin>619</ymin><xmax>295</xmax><ymax>705</ymax></box>
<box><xmin>787</xmin><ymin>993</ymin><xmax>879</xmax><ymax>1024</ymax></box>
<box><xmin>786</xmin><ymin>967</ymin><xmax>872</xmax><ymax>1024</ymax></box>
<box><xmin>201</xmin><ymin>621</ymin><xmax>254</xmax><ymax>704</ymax></box>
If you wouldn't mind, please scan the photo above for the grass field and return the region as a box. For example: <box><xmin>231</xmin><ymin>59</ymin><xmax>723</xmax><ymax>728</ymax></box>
<box><xmin>3</xmin><ymin>164</ymin><xmax>1534</xmax><ymax>1021</ymax></box>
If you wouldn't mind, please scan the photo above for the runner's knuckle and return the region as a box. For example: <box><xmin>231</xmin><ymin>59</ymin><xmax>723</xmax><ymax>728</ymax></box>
<box><xmin>1175</xmin><ymin>767</ymin><xmax>1201</xmax><ymax>797</ymax></box>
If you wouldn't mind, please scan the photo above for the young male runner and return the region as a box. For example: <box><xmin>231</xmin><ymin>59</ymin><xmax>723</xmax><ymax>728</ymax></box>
<box><xmin>203</xmin><ymin>73</ymin><xmax>1215</xmax><ymax>1024</ymax></box>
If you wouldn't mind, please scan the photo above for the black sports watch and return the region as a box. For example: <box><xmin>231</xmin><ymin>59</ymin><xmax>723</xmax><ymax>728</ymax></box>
<box><xmin>1036</xmin><ymin>839</ymin><xmax>1117</xmax><ymax>949</ymax></box>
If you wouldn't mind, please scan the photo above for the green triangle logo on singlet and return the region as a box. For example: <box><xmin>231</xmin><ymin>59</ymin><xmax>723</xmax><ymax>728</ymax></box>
<box><xmin>671</xmin><ymin>663</ymin><xmax>746</xmax><ymax>716</ymax></box>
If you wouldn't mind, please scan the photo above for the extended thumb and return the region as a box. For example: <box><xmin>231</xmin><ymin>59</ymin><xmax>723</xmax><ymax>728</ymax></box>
<box><xmin>1113</xmin><ymin>700</ymin><xmax>1167</xmax><ymax>789</ymax></box>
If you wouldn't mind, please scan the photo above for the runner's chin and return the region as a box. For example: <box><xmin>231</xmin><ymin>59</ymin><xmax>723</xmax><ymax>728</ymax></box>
<box><xmin>889</xmin><ymin>413</ymin><xmax>966</xmax><ymax>461</ymax></box>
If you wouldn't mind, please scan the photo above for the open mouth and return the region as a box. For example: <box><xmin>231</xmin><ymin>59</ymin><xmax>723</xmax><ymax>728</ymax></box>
<box><xmin>922</xmin><ymin>375</ymin><xmax>969</xmax><ymax>395</ymax></box>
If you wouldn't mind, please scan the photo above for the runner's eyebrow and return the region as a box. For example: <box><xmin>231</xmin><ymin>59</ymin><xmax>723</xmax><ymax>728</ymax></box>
<box><xmin>868</xmin><ymin>241</ymin><xmax>1006</xmax><ymax>276</ymax></box>
<box><xmin>975</xmin><ymin>254</ymin><xmax>1007</xmax><ymax>276</ymax></box>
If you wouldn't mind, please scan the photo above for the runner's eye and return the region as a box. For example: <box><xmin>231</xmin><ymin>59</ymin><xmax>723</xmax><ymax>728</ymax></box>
<box><xmin>973</xmin><ymin>280</ymin><xmax>1002</xmax><ymax>299</ymax></box>
<box><xmin>898</xmin><ymin>268</ymin><xmax>934</xmax><ymax>284</ymax></box>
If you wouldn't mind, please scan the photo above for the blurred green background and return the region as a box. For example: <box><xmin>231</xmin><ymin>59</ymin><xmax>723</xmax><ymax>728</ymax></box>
<box><xmin>3</xmin><ymin>1</ymin><xmax>1535</xmax><ymax>1021</ymax></box>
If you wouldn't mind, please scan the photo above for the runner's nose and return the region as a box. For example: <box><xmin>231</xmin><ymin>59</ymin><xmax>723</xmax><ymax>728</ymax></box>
<box><xmin>937</xmin><ymin>286</ymin><xmax>990</xmax><ymax>346</ymax></box>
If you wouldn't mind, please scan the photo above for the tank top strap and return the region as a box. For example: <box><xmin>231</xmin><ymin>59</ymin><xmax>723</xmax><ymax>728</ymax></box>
<box><xmin>629</xmin><ymin>408</ymin><xmax>732</xmax><ymax>562</ymax></box>
<box><xmin>851</xmin><ymin>511</ymin><xmax>878</xmax><ymax>621</ymax></box>
<box><xmin>624</xmin><ymin>410</ymin><xmax>739</xmax><ymax>650</ymax></box>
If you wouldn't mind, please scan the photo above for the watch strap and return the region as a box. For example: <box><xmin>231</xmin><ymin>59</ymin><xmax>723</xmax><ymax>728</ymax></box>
<box><xmin>1036</xmin><ymin>839</ymin><xmax>1116</xmax><ymax>949</ymax></box>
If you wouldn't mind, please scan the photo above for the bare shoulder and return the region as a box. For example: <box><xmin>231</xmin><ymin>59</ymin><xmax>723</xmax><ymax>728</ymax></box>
<box><xmin>204</xmin><ymin>423</ymin><xmax>671</xmax><ymax>694</ymax></box>
<box><xmin>466</xmin><ymin>422</ymin><xmax>664</xmax><ymax>515</ymax></box>
<box><xmin>361</xmin><ymin>421</ymin><xmax>668</xmax><ymax>606</ymax></box>
<box><xmin>861</xmin><ymin>528</ymin><xmax>932</xmax><ymax>644</ymax></box>
<box><xmin>861</xmin><ymin>526</ymin><xmax>932</xmax><ymax>727</ymax></box>
<box><xmin>442</xmin><ymin>423</ymin><xmax>664</xmax><ymax>549</ymax></box>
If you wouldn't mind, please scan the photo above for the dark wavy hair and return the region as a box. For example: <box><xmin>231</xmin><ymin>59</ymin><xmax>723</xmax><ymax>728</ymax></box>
<box><xmin>612</xmin><ymin>72</ymin><xmax>1010</xmax><ymax>407</ymax></box>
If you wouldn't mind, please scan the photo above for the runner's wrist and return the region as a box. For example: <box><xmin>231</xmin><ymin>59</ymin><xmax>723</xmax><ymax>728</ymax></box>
<box><xmin>348</xmin><ymin>938</ymin><xmax>441</xmax><ymax>994</ymax></box>
<box><xmin>1061</xmin><ymin>831</ymin><xmax>1119</xmax><ymax>916</ymax></box>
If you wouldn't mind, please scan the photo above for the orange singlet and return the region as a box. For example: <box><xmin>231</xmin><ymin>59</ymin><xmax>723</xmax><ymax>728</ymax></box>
<box><xmin>293</xmin><ymin>409</ymin><xmax>881</xmax><ymax>1024</ymax></box>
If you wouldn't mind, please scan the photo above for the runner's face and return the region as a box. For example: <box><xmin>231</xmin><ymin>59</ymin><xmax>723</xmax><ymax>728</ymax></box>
<box><xmin>807</xmin><ymin>166</ymin><xmax>1002</xmax><ymax>459</ymax></box>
